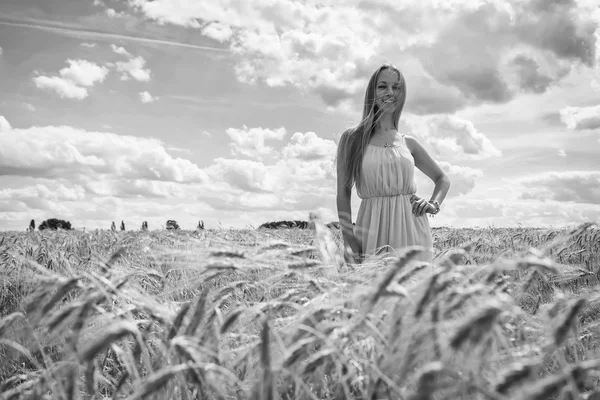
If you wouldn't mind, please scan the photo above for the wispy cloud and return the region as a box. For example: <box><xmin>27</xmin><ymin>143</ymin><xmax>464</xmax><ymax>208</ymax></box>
<box><xmin>0</xmin><ymin>18</ymin><xmax>230</xmax><ymax>53</ymax></box>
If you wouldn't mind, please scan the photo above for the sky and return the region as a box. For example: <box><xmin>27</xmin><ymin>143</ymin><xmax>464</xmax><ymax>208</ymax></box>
<box><xmin>0</xmin><ymin>0</ymin><xmax>599</xmax><ymax>231</ymax></box>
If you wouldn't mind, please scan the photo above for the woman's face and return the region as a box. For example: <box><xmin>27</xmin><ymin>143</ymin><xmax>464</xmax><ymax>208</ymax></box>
<box><xmin>375</xmin><ymin>68</ymin><xmax>402</xmax><ymax>111</ymax></box>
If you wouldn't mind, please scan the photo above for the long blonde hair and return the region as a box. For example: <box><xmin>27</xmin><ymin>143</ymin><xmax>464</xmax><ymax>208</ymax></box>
<box><xmin>335</xmin><ymin>64</ymin><xmax>407</xmax><ymax>191</ymax></box>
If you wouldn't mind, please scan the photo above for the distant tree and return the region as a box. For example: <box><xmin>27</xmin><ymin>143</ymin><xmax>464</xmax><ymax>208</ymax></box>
<box><xmin>120</xmin><ymin>220</ymin><xmax>125</xmax><ymax>231</ymax></box>
<box><xmin>166</xmin><ymin>220</ymin><xmax>180</xmax><ymax>230</ymax></box>
<box><xmin>141</xmin><ymin>221</ymin><xmax>148</xmax><ymax>231</ymax></box>
<box><xmin>39</xmin><ymin>218</ymin><xmax>72</xmax><ymax>231</ymax></box>
<box><xmin>197</xmin><ymin>220</ymin><xmax>204</xmax><ymax>230</ymax></box>
<box><xmin>111</xmin><ymin>221</ymin><xmax>116</xmax><ymax>231</ymax></box>
<box><xmin>28</xmin><ymin>219</ymin><xmax>35</xmax><ymax>232</ymax></box>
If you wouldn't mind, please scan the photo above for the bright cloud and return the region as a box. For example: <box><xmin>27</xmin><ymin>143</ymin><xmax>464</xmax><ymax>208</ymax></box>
<box><xmin>59</xmin><ymin>59</ymin><xmax>109</xmax><ymax>87</ymax></box>
<box><xmin>439</xmin><ymin>162</ymin><xmax>483</xmax><ymax>196</ymax></box>
<box><xmin>0</xmin><ymin>116</ymin><xmax>11</xmax><ymax>132</ymax></box>
<box><xmin>204</xmin><ymin>127</ymin><xmax>337</xmax><ymax>212</ymax></box>
<box><xmin>32</xmin><ymin>59</ymin><xmax>109</xmax><ymax>100</ymax></box>
<box><xmin>33</xmin><ymin>75</ymin><xmax>89</xmax><ymax>100</ymax></box>
<box><xmin>115</xmin><ymin>56</ymin><xmax>151</xmax><ymax>82</ymax></box>
<box><xmin>111</xmin><ymin>44</ymin><xmax>132</xmax><ymax>57</ymax></box>
<box><xmin>202</xmin><ymin>22</ymin><xmax>234</xmax><ymax>42</ymax></box>
<box><xmin>139</xmin><ymin>91</ymin><xmax>158</xmax><ymax>103</ymax></box>
<box><xmin>283</xmin><ymin>131</ymin><xmax>338</xmax><ymax>161</ymax></box>
<box><xmin>0</xmin><ymin>116</ymin><xmax>207</xmax><ymax>184</ymax></box>
<box><xmin>225</xmin><ymin>126</ymin><xmax>286</xmax><ymax>159</ymax></box>
<box><xmin>106</xmin><ymin>8</ymin><xmax>126</xmax><ymax>18</ymax></box>
<box><xmin>0</xmin><ymin>46</ymin><xmax>3</xmax><ymax>55</ymax></box>
<box><xmin>559</xmin><ymin>104</ymin><xmax>600</xmax><ymax>130</ymax></box>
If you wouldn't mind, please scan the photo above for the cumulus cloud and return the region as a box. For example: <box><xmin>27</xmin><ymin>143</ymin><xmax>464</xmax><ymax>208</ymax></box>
<box><xmin>33</xmin><ymin>59</ymin><xmax>109</xmax><ymax>100</ymax></box>
<box><xmin>139</xmin><ymin>91</ymin><xmax>158</xmax><ymax>103</ymax></box>
<box><xmin>115</xmin><ymin>56</ymin><xmax>151</xmax><ymax>82</ymax></box>
<box><xmin>60</xmin><ymin>59</ymin><xmax>109</xmax><ymax>87</ymax></box>
<box><xmin>127</xmin><ymin>0</ymin><xmax>599</xmax><ymax>114</ymax></box>
<box><xmin>0</xmin><ymin>118</ymin><xmax>207</xmax><ymax>184</ymax></box>
<box><xmin>559</xmin><ymin>104</ymin><xmax>600</xmax><ymax>130</ymax></box>
<box><xmin>0</xmin><ymin>116</ymin><xmax>11</xmax><ymax>132</ymax></box>
<box><xmin>106</xmin><ymin>8</ymin><xmax>126</xmax><ymax>18</ymax></box>
<box><xmin>225</xmin><ymin>126</ymin><xmax>286</xmax><ymax>159</ymax></box>
<box><xmin>282</xmin><ymin>131</ymin><xmax>337</xmax><ymax>161</ymax></box>
<box><xmin>203</xmin><ymin>127</ymin><xmax>337</xmax><ymax>212</ymax></box>
<box><xmin>413</xmin><ymin>160</ymin><xmax>483</xmax><ymax>199</ymax></box>
<box><xmin>439</xmin><ymin>162</ymin><xmax>483</xmax><ymax>196</ymax></box>
<box><xmin>111</xmin><ymin>44</ymin><xmax>131</xmax><ymax>57</ymax></box>
<box><xmin>202</xmin><ymin>22</ymin><xmax>234</xmax><ymax>42</ymax></box>
<box><xmin>403</xmin><ymin>114</ymin><xmax>502</xmax><ymax>160</ymax></box>
<box><xmin>518</xmin><ymin>170</ymin><xmax>600</xmax><ymax>204</ymax></box>
<box><xmin>33</xmin><ymin>76</ymin><xmax>88</xmax><ymax>100</ymax></box>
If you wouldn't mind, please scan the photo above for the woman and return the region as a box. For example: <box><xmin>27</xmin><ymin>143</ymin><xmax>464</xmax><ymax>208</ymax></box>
<box><xmin>335</xmin><ymin>64</ymin><xmax>451</xmax><ymax>264</ymax></box>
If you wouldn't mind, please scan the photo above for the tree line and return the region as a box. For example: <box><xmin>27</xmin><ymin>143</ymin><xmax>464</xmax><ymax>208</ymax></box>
<box><xmin>27</xmin><ymin>219</ymin><xmax>205</xmax><ymax>231</ymax></box>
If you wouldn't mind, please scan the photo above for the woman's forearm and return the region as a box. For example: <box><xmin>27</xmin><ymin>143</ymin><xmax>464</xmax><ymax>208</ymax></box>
<box><xmin>429</xmin><ymin>175</ymin><xmax>451</xmax><ymax>206</ymax></box>
<box><xmin>336</xmin><ymin>194</ymin><xmax>355</xmax><ymax>240</ymax></box>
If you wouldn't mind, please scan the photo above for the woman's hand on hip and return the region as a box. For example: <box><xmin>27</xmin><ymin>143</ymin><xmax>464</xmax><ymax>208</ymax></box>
<box><xmin>410</xmin><ymin>195</ymin><xmax>436</xmax><ymax>216</ymax></box>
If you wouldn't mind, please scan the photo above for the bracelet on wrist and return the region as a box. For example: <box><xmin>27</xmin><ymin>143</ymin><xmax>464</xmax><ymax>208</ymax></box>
<box><xmin>428</xmin><ymin>200</ymin><xmax>440</xmax><ymax>215</ymax></box>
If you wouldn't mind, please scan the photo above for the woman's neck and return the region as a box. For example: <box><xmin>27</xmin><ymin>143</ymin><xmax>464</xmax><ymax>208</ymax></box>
<box><xmin>375</xmin><ymin>121</ymin><xmax>395</xmax><ymax>132</ymax></box>
<box><xmin>374</xmin><ymin>112</ymin><xmax>395</xmax><ymax>132</ymax></box>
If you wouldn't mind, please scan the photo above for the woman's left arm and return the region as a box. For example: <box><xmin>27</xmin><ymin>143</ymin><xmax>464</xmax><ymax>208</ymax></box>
<box><xmin>405</xmin><ymin>135</ymin><xmax>451</xmax><ymax>216</ymax></box>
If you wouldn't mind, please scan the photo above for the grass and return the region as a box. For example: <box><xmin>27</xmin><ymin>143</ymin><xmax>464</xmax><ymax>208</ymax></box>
<box><xmin>1</xmin><ymin>218</ymin><xmax>600</xmax><ymax>399</ymax></box>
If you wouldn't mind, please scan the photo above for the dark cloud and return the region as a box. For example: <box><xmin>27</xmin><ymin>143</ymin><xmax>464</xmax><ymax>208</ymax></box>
<box><xmin>406</xmin><ymin>0</ymin><xmax>598</xmax><ymax>111</ymax></box>
<box><xmin>517</xmin><ymin>0</ymin><xmax>598</xmax><ymax>67</ymax></box>
<box><xmin>540</xmin><ymin>111</ymin><xmax>563</xmax><ymax>126</ymax></box>
<box><xmin>412</xmin><ymin>4</ymin><xmax>514</xmax><ymax>102</ymax></box>
<box><xmin>510</xmin><ymin>54</ymin><xmax>555</xmax><ymax>94</ymax></box>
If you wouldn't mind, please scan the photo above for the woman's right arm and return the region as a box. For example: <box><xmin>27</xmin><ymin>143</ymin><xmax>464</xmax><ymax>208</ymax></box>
<box><xmin>336</xmin><ymin>136</ymin><xmax>361</xmax><ymax>263</ymax></box>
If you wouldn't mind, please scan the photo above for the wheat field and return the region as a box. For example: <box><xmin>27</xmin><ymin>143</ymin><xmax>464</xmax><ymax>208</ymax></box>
<box><xmin>1</xmin><ymin>218</ymin><xmax>599</xmax><ymax>400</ymax></box>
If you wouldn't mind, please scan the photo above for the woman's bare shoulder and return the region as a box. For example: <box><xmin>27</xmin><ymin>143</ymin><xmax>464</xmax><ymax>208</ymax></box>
<box><xmin>402</xmin><ymin>134</ymin><xmax>422</xmax><ymax>151</ymax></box>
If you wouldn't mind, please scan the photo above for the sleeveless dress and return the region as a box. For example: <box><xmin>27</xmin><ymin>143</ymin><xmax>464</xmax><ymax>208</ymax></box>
<box><xmin>353</xmin><ymin>135</ymin><xmax>434</xmax><ymax>263</ymax></box>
